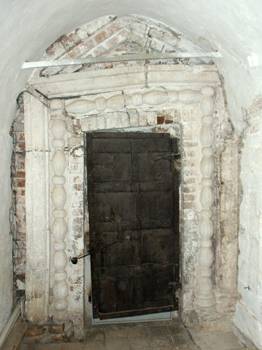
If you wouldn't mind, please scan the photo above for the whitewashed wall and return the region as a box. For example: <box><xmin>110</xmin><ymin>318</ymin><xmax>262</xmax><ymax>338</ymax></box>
<box><xmin>234</xmin><ymin>101</ymin><xmax>262</xmax><ymax>349</ymax></box>
<box><xmin>0</xmin><ymin>134</ymin><xmax>12</xmax><ymax>335</ymax></box>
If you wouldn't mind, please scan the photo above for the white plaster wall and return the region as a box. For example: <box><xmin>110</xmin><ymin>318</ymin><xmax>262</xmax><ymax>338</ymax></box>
<box><xmin>234</xmin><ymin>108</ymin><xmax>262</xmax><ymax>349</ymax></box>
<box><xmin>0</xmin><ymin>134</ymin><xmax>13</xmax><ymax>335</ymax></box>
<box><xmin>1</xmin><ymin>0</ymin><xmax>262</xmax><ymax>340</ymax></box>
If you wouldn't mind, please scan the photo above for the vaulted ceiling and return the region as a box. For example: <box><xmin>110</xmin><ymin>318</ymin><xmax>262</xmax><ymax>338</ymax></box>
<box><xmin>0</xmin><ymin>0</ymin><xmax>262</xmax><ymax>337</ymax></box>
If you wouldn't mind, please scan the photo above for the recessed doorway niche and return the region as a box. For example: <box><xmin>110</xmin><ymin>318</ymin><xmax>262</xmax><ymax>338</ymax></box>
<box><xmin>10</xmin><ymin>12</ymin><xmax>239</xmax><ymax>341</ymax></box>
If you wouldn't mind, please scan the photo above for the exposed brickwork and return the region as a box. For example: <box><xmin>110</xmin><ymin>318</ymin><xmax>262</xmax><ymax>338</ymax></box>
<box><xmin>23</xmin><ymin>321</ymin><xmax>74</xmax><ymax>344</ymax></box>
<box><xmin>31</xmin><ymin>15</ymin><xmax>211</xmax><ymax>78</ymax></box>
<box><xmin>12</xmin><ymin>15</ymin><xmax>238</xmax><ymax>336</ymax></box>
<box><xmin>10</xmin><ymin>98</ymin><xmax>26</xmax><ymax>296</ymax></box>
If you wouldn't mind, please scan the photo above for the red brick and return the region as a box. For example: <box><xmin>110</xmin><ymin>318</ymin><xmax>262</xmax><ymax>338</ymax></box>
<box><xmin>15</xmin><ymin>179</ymin><xmax>25</xmax><ymax>188</ymax></box>
<box><xmin>157</xmin><ymin>116</ymin><xmax>165</xmax><ymax>124</ymax></box>
<box><xmin>25</xmin><ymin>325</ymin><xmax>46</xmax><ymax>337</ymax></box>
<box><xmin>15</xmin><ymin>142</ymin><xmax>25</xmax><ymax>152</ymax></box>
<box><xmin>16</xmin><ymin>171</ymin><xmax>25</xmax><ymax>178</ymax></box>
<box><xmin>94</xmin><ymin>30</ymin><xmax>108</xmax><ymax>44</ymax></box>
<box><xmin>60</xmin><ymin>33</ymin><xmax>81</xmax><ymax>50</ymax></box>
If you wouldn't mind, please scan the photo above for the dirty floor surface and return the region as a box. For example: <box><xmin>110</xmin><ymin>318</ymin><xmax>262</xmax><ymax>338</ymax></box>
<box><xmin>19</xmin><ymin>319</ymin><xmax>251</xmax><ymax>350</ymax></box>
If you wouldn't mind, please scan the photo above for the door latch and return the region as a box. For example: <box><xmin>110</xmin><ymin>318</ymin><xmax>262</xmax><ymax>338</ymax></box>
<box><xmin>70</xmin><ymin>250</ymin><xmax>90</xmax><ymax>264</ymax></box>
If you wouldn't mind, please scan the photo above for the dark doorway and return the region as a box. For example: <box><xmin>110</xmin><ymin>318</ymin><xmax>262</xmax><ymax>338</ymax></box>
<box><xmin>86</xmin><ymin>132</ymin><xmax>180</xmax><ymax>320</ymax></box>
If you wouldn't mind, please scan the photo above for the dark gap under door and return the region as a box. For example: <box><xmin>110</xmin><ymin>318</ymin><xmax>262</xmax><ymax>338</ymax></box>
<box><xmin>86</xmin><ymin>132</ymin><xmax>180</xmax><ymax>320</ymax></box>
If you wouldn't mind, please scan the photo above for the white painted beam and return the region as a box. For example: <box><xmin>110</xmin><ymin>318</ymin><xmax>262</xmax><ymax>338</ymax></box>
<box><xmin>22</xmin><ymin>52</ymin><xmax>222</xmax><ymax>69</ymax></box>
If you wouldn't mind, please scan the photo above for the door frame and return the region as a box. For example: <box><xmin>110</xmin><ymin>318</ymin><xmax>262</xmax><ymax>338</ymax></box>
<box><xmin>24</xmin><ymin>64</ymin><xmax>222</xmax><ymax>334</ymax></box>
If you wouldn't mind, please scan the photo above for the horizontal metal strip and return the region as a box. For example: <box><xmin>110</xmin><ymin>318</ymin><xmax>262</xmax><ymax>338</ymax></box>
<box><xmin>22</xmin><ymin>51</ymin><xmax>222</xmax><ymax>69</ymax></box>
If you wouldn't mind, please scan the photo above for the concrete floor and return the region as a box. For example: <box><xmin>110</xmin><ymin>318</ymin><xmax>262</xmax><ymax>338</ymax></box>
<box><xmin>19</xmin><ymin>319</ymin><xmax>253</xmax><ymax>350</ymax></box>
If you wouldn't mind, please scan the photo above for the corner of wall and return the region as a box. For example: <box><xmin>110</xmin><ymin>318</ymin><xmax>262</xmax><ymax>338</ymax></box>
<box><xmin>0</xmin><ymin>131</ymin><xmax>13</xmax><ymax>335</ymax></box>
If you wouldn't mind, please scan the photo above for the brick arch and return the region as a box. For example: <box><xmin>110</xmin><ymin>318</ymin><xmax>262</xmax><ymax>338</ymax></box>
<box><xmin>30</xmin><ymin>14</ymin><xmax>212</xmax><ymax>78</ymax></box>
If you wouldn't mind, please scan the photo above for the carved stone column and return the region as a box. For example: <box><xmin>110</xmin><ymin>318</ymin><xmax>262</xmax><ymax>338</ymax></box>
<box><xmin>196</xmin><ymin>86</ymin><xmax>216</xmax><ymax>318</ymax></box>
<box><xmin>50</xmin><ymin>112</ymin><xmax>69</xmax><ymax>315</ymax></box>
